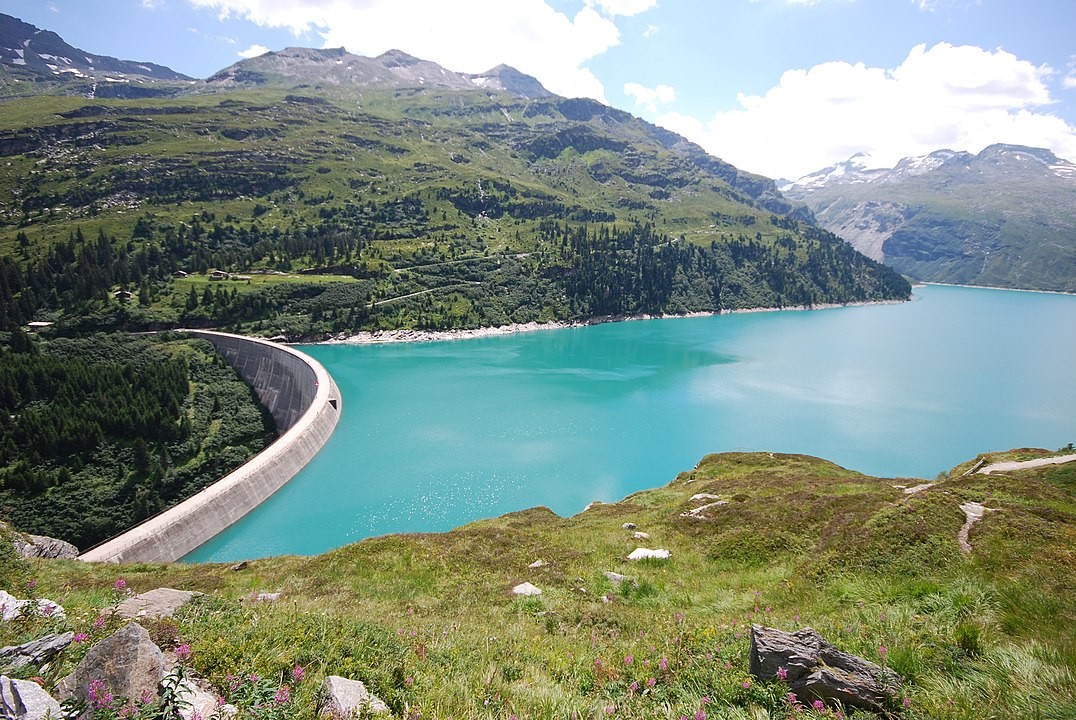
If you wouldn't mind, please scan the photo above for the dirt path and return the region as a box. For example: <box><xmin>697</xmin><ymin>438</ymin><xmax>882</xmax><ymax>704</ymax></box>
<box><xmin>978</xmin><ymin>453</ymin><xmax>1076</xmax><ymax>475</ymax></box>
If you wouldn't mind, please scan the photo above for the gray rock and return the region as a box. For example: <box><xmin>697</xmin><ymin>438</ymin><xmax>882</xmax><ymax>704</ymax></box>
<box><xmin>0</xmin><ymin>632</ymin><xmax>74</xmax><ymax>670</ymax></box>
<box><xmin>512</xmin><ymin>582</ymin><xmax>542</xmax><ymax>596</ymax></box>
<box><xmin>116</xmin><ymin>588</ymin><xmax>199</xmax><ymax>619</ymax></box>
<box><xmin>602</xmin><ymin>571</ymin><xmax>632</xmax><ymax>585</ymax></box>
<box><xmin>749</xmin><ymin>624</ymin><xmax>902</xmax><ymax>712</ymax></box>
<box><xmin>57</xmin><ymin>623</ymin><xmax>165</xmax><ymax>707</ymax></box>
<box><xmin>0</xmin><ymin>675</ymin><xmax>61</xmax><ymax>720</ymax></box>
<box><xmin>621</xmin><ymin>522</ymin><xmax>637</xmax><ymax>530</ymax></box>
<box><xmin>13</xmin><ymin>533</ymin><xmax>79</xmax><ymax>560</ymax></box>
<box><xmin>177</xmin><ymin>678</ymin><xmax>219</xmax><ymax>720</ymax></box>
<box><xmin>320</xmin><ymin>675</ymin><xmax>389</xmax><ymax>716</ymax></box>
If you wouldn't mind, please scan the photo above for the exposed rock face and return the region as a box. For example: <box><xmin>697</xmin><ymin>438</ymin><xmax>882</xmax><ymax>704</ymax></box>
<box><xmin>0</xmin><ymin>675</ymin><xmax>61</xmax><ymax>720</ymax></box>
<box><xmin>12</xmin><ymin>533</ymin><xmax>79</xmax><ymax>560</ymax></box>
<box><xmin>58</xmin><ymin>623</ymin><xmax>165</xmax><ymax>707</ymax></box>
<box><xmin>116</xmin><ymin>588</ymin><xmax>198</xmax><ymax>619</ymax></box>
<box><xmin>0</xmin><ymin>632</ymin><xmax>74</xmax><ymax>669</ymax></box>
<box><xmin>320</xmin><ymin>675</ymin><xmax>389</xmax><ymax>716</ymax></box>
<box><xmin>749</xmin><ymin>624</ymin><xmax>902</xmax><ymax>711</ymax></box>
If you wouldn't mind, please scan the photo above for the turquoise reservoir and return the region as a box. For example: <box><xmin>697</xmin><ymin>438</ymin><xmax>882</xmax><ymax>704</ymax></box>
<box><xmin>186</xmin><ymin>285</ymin><xmax>1076</xmax><ymax>561</ymax></box>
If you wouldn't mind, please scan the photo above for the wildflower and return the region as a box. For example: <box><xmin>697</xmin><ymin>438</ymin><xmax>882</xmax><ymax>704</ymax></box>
<box><xmin>777</xmin><ymin>666</ymin><xmax>788</xmax><ymax>682</ymax></box>
<box><xmin>274</xmin><ymin>685</ymin><xmax>290</xmax><ymax>705</ymax></box>
<box><xmin>249</xmin><ymin>673</ymin><xmax>260</xmax><ymax>683</ymax></box>
<box><xmin>226</xmin><ymin>673</ymin><xmax>240</xmax><ymax>691</ymax></box>
<box><xmin>405</xmin><ymin>676</ymin><xmax>414</xmax><ymax>686</ymax></box>
<box><xmin>812</xmin><ymin>700</ymin><xmax>825</xmax><ymax>711</ymax></box>
<box><xmin>878</xmin><ymin>645</ymin><xmax>888</xmax><ymax>661</ymax></box>
<box><xmin>175</xmin><ymin>643</ymin><xmax>192</xmax><ymax>662</ymax></box>
<box><xmin>786</xmin><ymin>693</ymin><xmax>798</xmax><ymax>707</ymax></box>
<box><xmin>594</xmin><ymin>658</ymin><xmax>603</xmax><ymax>670</ymax></box>
<box><xmin>291</xmin><ymin>665</ymin><xmax>305</xmax><ymax>683</ymax></box>
<box><xmin>741</xmin><ymin>680</ymin><xmax>751</xmax><ymax>690</ymax></box>
<box><xmin>113</xmin><ymin>578</ymin><xmax>127</xmax><ymax>592</ymax></box>
<box><xmin>73</xmin><ymin>632</ymin><xmax>89</xmax><ymax>643</ymax></box>
<box><xmin>26</xmin><ymin>579</ymin><xmax>38</xmax><ymax>591</ymax></box>
<box><xmin>701</xmin><ymin>696</ymin><xmax>709</xmax><ymax>705</ymax></box>
<box><xmin>117</xmin><ymin>705</ymin><xmax>137</xmax><ymax>719</ymax></box>
<box><xmin>93</xmin><ymin>615</ymin><xmax>107</xmax><ymax>631</ymax></box>
<box><xmin>695</xmin><ymin>709</ymin><xmax>706</xmax><ymax>720</ymax></box>
<box><xmin>628</xmin><ymin>681</ymin><xmax>639</xmax><ymax>695</ymax></box>
<box><xmin>646</xmin><ymin>677</ymin><xmax>656</xmax><ymax>688</ymax></box>
<box><xmin>603</xmin><ymin>705</ymin><xmax>615</xmax><ymax>715</ymax></box>
<box><xmin>903</xmin><ymin>697</ymin><xmax>912</xmax><ymax>709</ymax></box>
<box><xmin>88</xmin><ymin>679</ymin><xmax>112</xmax><ymax>709</ymax></box>
<box><xmin>40</xmin><ymin>604</ymin><xmax>55</xmax><ymax>617</ymax></box>
<box><xmin>624</xmin><ymin>654</ymin><xmax>634</xmax><ymax>666</ymax></box>
<box><xmin>141</xmin><ymin>689</ymin><xmax>154</xmax><ymax>705</ymax></box>
<box><xmin>659</xmin><ymin>656</ymin><xmax>668</xmax><ymax>672</ymax></box>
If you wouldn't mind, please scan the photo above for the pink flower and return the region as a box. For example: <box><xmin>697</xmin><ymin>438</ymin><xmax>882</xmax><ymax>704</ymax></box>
<box><xmin>88</xmin><ymin>679</ymin><xmax>113</xmax><ymax>709</ymax></box>
<box><xmin>93</xmin><ymin>615</ymin><xmax>107</xmax><ymax>631</ymax></box>
<box><xmin>695</xmin><ymin>709</ymin><xmax>706</xmax><ymax>720</ymax></box>
<box><xmin>903</xmin><ymin>697</ymin><xmax>912</xmax><ymax>709</ymax></box>
<box><xmin>628</xmin><ymin>681</ymin><xmax>638</xmax><ymax>695</ymax></box>
<box><xmin>777</xmin><ymin>666</ymin><xmax>788</xmax><ymax>682</ymax></box>
<box><xmin>659</xmin><ymin>656</ymin><xmax>668</xmax><ymax>672</ymax></box>
<box><xmin>624</xmin><ymin>654</ymin><xmax>634</xmax><ymax>666</ymax></box>
<box><xmin>73</xmin><ymin>632</ymin><xmax>89</xmax><ymax>643</ymax></box>
<box><xmin>741</xmin><ymin>680</ymin><xmax>751</xmax><ymax>689</ymax></box>
<box><xmin>646</xmin><ymin>677</ymin><xmax>656</xmax><ymax>688</ymax></box>
<box><xmin>701</xmin><ymin>696</ymin><xmax>709</xmax><ymax>705</ymax></box>
<box><xmin>291</xmin><ymin>665</ymin><xmax>305</xmax><ymax>683</ymax></box>
<box><xmin>405</xmin><ymin>676</ymin><xmax>414</xmax><ymax>686</ymax></box>
<box><xmin>274</xmin><ymin>685</ymin><xmax>290</xmax><ymax>705</ymax></box>
<box><xmin>878</xmin><ymin>645</ymin><xmax>888</xmax><ymax>660</ymax></box>
<box><xmin>26</xmin><ymin>579</ymin><xmax>38</xmax><ymax>591</ymax></box>
<box><xmin>786</xmin><ymin>693</ymin><xmax>799</xmax><ymax>707</ymax></box>
<box><xmin>113</xmin><ymin>578</ymin><xmax>127</xmax><ymax>592</ymax></box>
<box><xmin>812</xmin><ymin>700</ymin><xmax>825</xmax><ymax>711</ymax></box>
<box><xmin>603</xmin><ymin>705</ymin><xmax>615</xmax><ymax>715</ymax></box>
<box><xmin>175</xmin><ymin>643</ymin><xmax>192</xmax><ymax>661</ymax></box>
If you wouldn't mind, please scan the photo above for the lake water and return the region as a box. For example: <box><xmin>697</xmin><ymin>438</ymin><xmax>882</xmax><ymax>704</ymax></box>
<box><xmin>186</xmin><ymin>284</ymin><xmax>1076</xmax><ymax>561</ymax></box>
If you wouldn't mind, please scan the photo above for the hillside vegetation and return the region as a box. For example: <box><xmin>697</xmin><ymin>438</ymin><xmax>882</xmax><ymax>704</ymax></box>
<box><xmin>0</xmin><ymin>48</ymin><xmax>910</xmax><ymax>340</ymax></box>
<box><xmin>0</xmin><ymin>331</ymin><xmax>276</xmax><ymax>550</ymax></box>
<box><xmin>3</xmin><ymin>449</ymin><xmax>1074</xmax><ymax>719</ymax></box>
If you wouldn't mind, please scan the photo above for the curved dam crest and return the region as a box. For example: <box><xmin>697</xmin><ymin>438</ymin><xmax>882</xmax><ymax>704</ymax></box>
<box><xmin>78</xmin><ymin>330</ymin><xmax>341</xmax><ymax>564</ymax></box>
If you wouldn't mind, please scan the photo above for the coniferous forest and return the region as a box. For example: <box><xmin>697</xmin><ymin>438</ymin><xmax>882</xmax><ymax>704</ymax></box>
<box><xmin>0</xmin><ymin>331</ymin><xmax>276</xmax><ymax>550</ymax></box>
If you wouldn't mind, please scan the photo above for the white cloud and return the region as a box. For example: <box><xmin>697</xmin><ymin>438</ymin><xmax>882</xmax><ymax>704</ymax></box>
<box><xmin>237</xmin><ymin>43</ymin><xmax>270</xmax><ymax>58</ymax></box>
<box><xmin>657</xmin><ymin>42</ymin><xmax>1076</xmax><ymax>179</ymax></box>
<box><xmin>185</xmin><ymin>0</ymin><xmax>656</xmax><ymax>101</ymax></box>
<box><xmin>624</xmin><ymin>82</ymin><xmax>675</xmax><ymax>112</ymax></box>
<box><xmin>643</xmin><ymin>24</ymin><xmax>659</xmax><ymax>38</ymax></box>
<box><xmin>142</xmin><ymin>0</ymin><xmax>165</xmax><ymax>8</ymax></box>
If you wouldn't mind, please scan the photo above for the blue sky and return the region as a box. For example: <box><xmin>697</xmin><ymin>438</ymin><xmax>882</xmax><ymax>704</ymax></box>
<box><xmin>6</xmin><ymin>0</ymin><xmax>1076</xmax><ymax>179</ymax></box>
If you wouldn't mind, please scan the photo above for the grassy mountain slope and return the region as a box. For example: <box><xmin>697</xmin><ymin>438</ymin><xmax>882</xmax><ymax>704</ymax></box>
<box><xmin>3</xmin><ymin>449</ymin><xmax>1074</xmax><ymax>719</ymax></box>
<box><xmin>0</xmin><ymin>42</ymin><xmax>909</xmax><ymax>339</ymax></box>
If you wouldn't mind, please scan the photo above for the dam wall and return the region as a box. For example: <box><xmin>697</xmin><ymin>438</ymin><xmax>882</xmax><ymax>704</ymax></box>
<box><xmin>79</xmin><ymin>331</ymin><xmax>340</xmax><ymax>564</ymax></box>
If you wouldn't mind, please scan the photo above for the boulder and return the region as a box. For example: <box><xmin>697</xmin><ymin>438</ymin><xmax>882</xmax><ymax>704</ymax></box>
<box><xmin>749</xmin><ymin>624</ymin><xmax>902</xmax><ymax>712</ymax></box>
<box><xmin>512</xmin><ymin>582</ymin><xmax>542</xmax><ymax>596</ymax></box>
<box><xmin>57</xmin><ymin>623</ymin><xmax>165</xmax><ymax>707</ymax></box>
<box><xmin>0</xmin><ymin>632</ymin><xmax>74</xmax><ymax>670</ymax></box>
<box><xmin>320</xmin><ymin>675</ymin><xmax>389</xmax><ymax>716</ymax></box>
<box><xmin>13</xmin><ymin>533</ymin><xmax>78</xmax><ymax>560</ymax></box>
<box><xmin>0</xmin><ymin>675</ymin><xmax>61</xmax><ymax>720</ymax></box>
<box><xmin>0</xmin><ymin>592</ymin><xmax>64</xmax><ymax>622</ymax></box>
<box><xmin>116</xmin><ymin>588</ymin><xmax>199</xmax><ymax>620</ymax></box>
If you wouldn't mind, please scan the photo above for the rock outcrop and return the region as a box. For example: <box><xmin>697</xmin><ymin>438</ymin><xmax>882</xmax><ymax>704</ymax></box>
<box><xmin>0</xmin><ymin>632</ymin><xmax>73</xmax><ymax>670</ymax></box>
<box><xmin>116</xmin><ymin>588</ymin><xmax>199</xmax><ymax>619</ymax></box>
<box><xmin>0</xmin><ymin>675</ymin><xmax>61</xmax><ymax>720</ymax></box>
<box><xmin>12</xmin><ymin>533</ymin><xmax>79</xmax><ymax>560</ymax></box>
<box><xmin>749</xmin><ymin>624</ymin><xmax>902</xmax><ymax>711</ymax></box>
<box><xmin>57</xmin><ymin>623</ymin><xmax>165</xmax><ymax>707</ymax></box>
<box><xmin>320</xmin><ymin>675</ymin><xmax>389</xmax><ymax>716</ymax></box>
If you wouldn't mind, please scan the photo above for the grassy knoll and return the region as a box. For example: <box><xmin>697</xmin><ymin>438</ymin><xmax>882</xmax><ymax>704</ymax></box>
<box><xmin>2</xmin><ymin>449</ymin><xmax>1074</xmax><ymax>719</ymax></box>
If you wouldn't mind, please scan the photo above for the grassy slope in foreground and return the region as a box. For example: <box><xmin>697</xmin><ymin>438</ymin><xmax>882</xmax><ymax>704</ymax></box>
<box><xmin>3</xmin><ymin>449</ymin><xmax>1075</xmax><ymax>719</ymax></box>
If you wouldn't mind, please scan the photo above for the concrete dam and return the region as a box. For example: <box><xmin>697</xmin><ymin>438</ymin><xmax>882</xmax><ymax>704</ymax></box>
<box><xmin>79</xmin><ymin>331</ymin><xmax>341</xmax><ymax>563</ymax></box>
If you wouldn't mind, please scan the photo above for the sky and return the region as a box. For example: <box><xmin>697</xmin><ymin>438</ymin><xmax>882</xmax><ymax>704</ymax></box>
<box><xmin>6</xmin><ymin>0</ymin><xmax>1076</xmax><ymax>180</ymax></box>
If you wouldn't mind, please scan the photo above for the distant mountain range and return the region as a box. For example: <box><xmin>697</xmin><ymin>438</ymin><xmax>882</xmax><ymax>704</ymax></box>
<box><xmin>783</xmin><ymin>145</ymin><xmax>1076</xmax><ymax>293</ymax></box>
<box><xmin>0</xmin><ymin>12</ymin><xmax>191</xmax><ymax>98</ymax></box>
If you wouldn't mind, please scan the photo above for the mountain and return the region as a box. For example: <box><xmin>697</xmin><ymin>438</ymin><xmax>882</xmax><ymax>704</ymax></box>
<box><xmin>0</xmin><ymin>12</ymin><xmax>192</xmax><ymax>98</ymax></box>
<box><xmin>783</xmin><ymin>144</ymin><xmax>1076</xmax><ymax>292</ymax></box>
<box><xmin>0</xmin><ymin>14</ymin><xmax>908</xmax><ymax>339</ymax></box>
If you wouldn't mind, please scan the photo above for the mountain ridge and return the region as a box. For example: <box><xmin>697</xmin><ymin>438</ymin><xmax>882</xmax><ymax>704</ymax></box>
<box><xmin>783</xmin><ymin>143</ymin><xmax>1076</xmax><ymax>292</ymax></box>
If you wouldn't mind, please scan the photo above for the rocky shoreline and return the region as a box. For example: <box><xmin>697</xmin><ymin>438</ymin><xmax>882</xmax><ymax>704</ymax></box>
<box><xmin>318</xmin><ymin>299</ymin><xmax>910</xmax><ymax>345</ymax></box>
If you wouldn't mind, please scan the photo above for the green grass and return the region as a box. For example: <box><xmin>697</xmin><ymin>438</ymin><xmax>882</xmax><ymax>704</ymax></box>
<box><xmin>3</xmin><ymin>450</ymin><xmax>1074</xmax><ymax>719</ymax></box>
